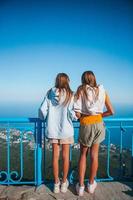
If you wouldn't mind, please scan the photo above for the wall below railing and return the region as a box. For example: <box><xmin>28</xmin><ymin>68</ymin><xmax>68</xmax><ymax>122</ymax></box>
<box><xmin>0</xmin><ymin>118</ymin><xmax>133</xmax><ymax>185</ymax></box>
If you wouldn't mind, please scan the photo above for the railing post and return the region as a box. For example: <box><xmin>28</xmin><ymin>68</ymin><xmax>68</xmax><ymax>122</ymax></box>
<box><xmin>36</xmin><ymin>119</ymin><xmax>42</xmax><ymax>186</ymax></box>
<box><xmin>131</xmin><ymin>133</ymin><xmax>133</xmax><ymax>177</ymax></box>
<box><xmin>119</xmin><ymin>122</ymin><xmax>123</xmax><ymax>179</ymax></box>
<box><xmin>7</xmin><ymin>124</ymin><xmax>10</xmax><ymax>185</ymax></box>
<box><xmin>106</xmin><ymin>128</ymin><xmax>113</xmax><ymax>181</ymax></box>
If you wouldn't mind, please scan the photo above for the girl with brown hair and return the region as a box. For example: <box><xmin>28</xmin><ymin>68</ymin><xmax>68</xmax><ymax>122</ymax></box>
<box><xmin>74</xmin><ymin>71</ymin><xmax>114</xmax><ymax>196</ymax></box>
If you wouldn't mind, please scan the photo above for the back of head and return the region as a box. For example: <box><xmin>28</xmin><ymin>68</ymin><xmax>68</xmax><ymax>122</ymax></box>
<box><xmin>76</xmin><ymin>71</ymin><xmax>98</xmax><ymax>99</ymax></box>
<box><xmin>55</xmin><ymin>73</ymin><xmax>70</xmax><ymax>89</ymax></box>
<box><xmin>55</xmin><ymin>73</ymin><xmax>73</xmax><ymax>105</ymax></box>
<box><xmin>81</xmin><ymin>71</ymin><xmax>97</xmax><ymax>87</ymax></box>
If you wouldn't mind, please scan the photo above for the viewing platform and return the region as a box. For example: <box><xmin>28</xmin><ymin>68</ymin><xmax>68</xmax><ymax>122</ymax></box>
<box><xmin>0</xmin><ymin>181</ymin><xmax>133</xmax><ymax>199</ymax></box>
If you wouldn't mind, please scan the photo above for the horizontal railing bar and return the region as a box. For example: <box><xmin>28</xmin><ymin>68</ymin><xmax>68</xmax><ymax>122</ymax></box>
<box><xmin>0</xmin><ymin>117</ymin><xmax>133</xmax><ymax>123</ymax></box>
<box><xmin>73</xmin><ymin>118</ymin><xmax>133</xmax><ymax>123</ymax></box>
<box><xmin>0</xmin><ymin>118</ymin><xmax>40</xmax><ymax>123</ymax></box>
<box><xmin>104</xmin><ymin>118</ymin><xmax>133</xmax><ymax>122</ymax></box>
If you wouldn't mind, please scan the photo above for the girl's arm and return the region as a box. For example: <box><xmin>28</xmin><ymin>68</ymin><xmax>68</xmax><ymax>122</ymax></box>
<box><xmin>74</xmin><ymin>94</ymin><xmax>82</xmax><ymax>119</ymax></box>
<box><xmin>102</xmin><ymin>93</ymin><xmax>114</xmax><ymax>117</ymax></box>
<box><xmin>68</xmin><ymin>95</ymin><xmax>78</xmax><ymax>121</ymax></box>
<box><xmin>38</xmin><ymin>95</ymin><xmax>49</xmax><ymax>120</ymax></box>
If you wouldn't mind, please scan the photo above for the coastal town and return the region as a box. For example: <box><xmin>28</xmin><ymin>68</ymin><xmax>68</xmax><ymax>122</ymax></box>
<box><xmin>0</xmin><ymin>128</ymin><xmax>132</xmax><ymax>154</ymax></box>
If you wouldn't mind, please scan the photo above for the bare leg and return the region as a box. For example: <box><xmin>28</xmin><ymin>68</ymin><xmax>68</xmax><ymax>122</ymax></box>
<box><xmin>62</xmin><ymin>144</ymin><xmax>70</xmax><ymax>182</ymax></box>
<box><xmin>89</xmin><ymin>143</ymin><xmax>99</xmax><ymax>184</ymax></box>
<box><xmin>79</xmin><ymin>144</ymin><xmax>89</xmax><ymax>186</ymax></box>
<box><xmin>52</xmin><ymin>143</ymin><xmax>60</xmax><ymax>183</ymax></box>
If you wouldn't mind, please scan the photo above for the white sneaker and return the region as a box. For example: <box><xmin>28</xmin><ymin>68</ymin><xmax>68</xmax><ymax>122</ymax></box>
<box><xmin>53</xmin><ymin>181</ymin><xmax>60</xmax><ymax>193</ymax></box>
<box><xmin>76</xmin><ymin>183</ymin><xmax>85</xmax><ymax>196</ymax></box>
<box><xmin>87</xmin><ymin>180</ymin><xmax>97</xmax><ymax>194</ymax></box>
<box><xmin>61</xmin><ymin>179</ymin><xmax>69</xmax><ymax>193</ymax></box>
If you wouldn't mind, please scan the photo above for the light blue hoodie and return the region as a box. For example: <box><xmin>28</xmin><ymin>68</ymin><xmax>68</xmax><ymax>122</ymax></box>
<box><xmin>39</xmin><ymin>87</ymin><xmax>77</xmax><ymax>139</ymax></box>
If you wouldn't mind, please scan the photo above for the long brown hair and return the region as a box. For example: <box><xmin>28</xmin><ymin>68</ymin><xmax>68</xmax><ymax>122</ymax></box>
<box><xmin>55</xmin><ymin>73</ymin><xmax>73</xmax><ymax>105</ymax></box>
<box><xmin>76</xmin><ymin>71</ymin><xmax>98</xmax><ymax>99</ymax></box>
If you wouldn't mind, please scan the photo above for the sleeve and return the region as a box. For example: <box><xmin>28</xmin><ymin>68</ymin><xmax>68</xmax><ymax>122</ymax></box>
<box><xmin>67</xmin><ymin>95</ymin><xmax>78</xmax><ymax>121</ymax></box>
<box><xmin>38</xmin><ymin>95</ymin><xmax>49</xmax><ymax>120</ymax></box>
<box><xmin>74</xmin><ymin>95</ymin><xmax>82</xmax><ymax>113</ymax></box>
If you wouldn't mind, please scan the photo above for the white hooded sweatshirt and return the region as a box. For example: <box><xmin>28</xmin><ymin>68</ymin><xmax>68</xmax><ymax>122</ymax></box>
<box><xmin>74</xmin><ymin>84</ymin><xmax>106</xmax><ymax>115</ymax></box>
<box><xmin>39</xmin><ymin>87</ymin><xmax>77</xmax><ymax>139</ymax></box>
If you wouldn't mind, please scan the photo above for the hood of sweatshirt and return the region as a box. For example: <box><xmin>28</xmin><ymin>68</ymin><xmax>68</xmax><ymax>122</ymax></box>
<box><xmin>47</xmin><ymin>87</ymin><xmax>66</xmax><ymax>106</ymax></box>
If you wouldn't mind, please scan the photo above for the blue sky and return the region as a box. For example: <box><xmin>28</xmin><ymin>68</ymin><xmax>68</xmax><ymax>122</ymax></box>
<box><xmin>0</xmin><ymin>0</ymin><xmax>133</xmax><ymax>117</ymax></box>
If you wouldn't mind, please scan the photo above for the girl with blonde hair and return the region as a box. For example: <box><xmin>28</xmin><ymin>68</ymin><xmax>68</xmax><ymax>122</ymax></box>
<box><xmin>74</xmin><ymin>71</ymin><xmax>114</xmax><ymax>196</ymax></box>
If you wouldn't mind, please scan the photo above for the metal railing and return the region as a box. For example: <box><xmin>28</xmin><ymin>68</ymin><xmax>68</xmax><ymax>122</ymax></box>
<box><xmin>0</xmin><ymin>118</ymin><xmax>133</xmax><ymax>185</ymax></box>
<box><xmin>0</xmin><ymin>118</ymin><xmax>43</xmax><ymax>185</ymax></box>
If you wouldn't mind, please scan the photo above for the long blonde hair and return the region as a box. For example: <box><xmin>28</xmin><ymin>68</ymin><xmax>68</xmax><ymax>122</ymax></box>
<box><xmin>76</xmin><ymin>71</ymin><xmax>98</xmax><ymax>99</ymax></box>
<box><xmin>54</xmin><ymin>73</ymin><xmax>73</xmax><ymax>105</ymax></box>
